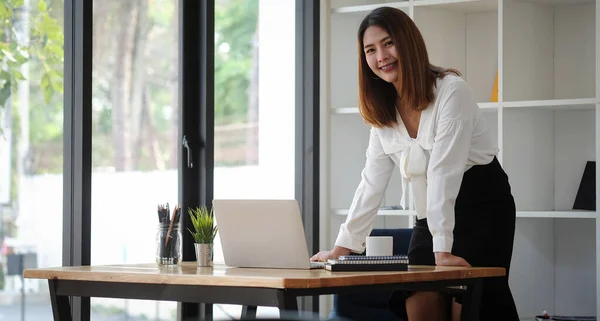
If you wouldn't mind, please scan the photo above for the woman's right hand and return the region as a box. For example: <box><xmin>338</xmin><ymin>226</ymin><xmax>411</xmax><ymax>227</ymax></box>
<box><xmin>310</xmin><ymin>246</ymin><xmax>351</xmax><ymax>262</ymax></box>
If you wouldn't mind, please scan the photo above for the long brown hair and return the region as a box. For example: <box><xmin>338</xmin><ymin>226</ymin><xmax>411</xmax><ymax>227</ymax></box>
<box><xmin>357</xmin><ymin>7</ymin><xmax>460</xmax><ymax>128</ymax></box>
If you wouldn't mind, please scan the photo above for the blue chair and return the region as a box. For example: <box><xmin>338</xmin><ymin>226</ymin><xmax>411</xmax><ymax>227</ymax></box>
<box><xmin>329</xmin><ymin>228</ymin><xmax>413</xmax><ymax>321</ymax></box>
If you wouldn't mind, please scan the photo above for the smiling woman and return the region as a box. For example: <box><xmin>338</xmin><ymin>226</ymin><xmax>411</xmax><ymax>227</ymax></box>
<box><xmin>363</xmin><ymin>27</ymin><xmax>398</xmax><ymax>81</ymax></box>
<box><xmin>357</xmin><ymin>8</ymin><xmax>461</xmax><ymax>130</ymax></box>
<box><xmin>313</xmin><ymin>5</ymin><xmax>520</xmax><ymax>321</ymax></box>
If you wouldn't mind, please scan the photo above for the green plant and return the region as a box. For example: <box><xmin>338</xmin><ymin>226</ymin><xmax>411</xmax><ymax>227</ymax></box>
<box><xmin>0</xmin><ymin>0</ymin><xmax>64</xmax><ymax>118</ymax></box>
<box><xmin>188</xmin><ymin>206</ymin><xmax>218</xmax><ymax>244</ymax></box>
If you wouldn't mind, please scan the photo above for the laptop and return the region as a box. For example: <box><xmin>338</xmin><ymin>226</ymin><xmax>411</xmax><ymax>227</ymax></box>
<box><xmin>213</xmin><ymin>199</ymin><xmax>325</xmax><ymax>270</ymax></box>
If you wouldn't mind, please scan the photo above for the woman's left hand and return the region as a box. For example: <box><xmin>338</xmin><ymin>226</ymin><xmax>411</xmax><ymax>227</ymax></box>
<box><xmin>434</xmin><ymin>252</ymin><xmax>471</xmax><ymax>267</ymax></box>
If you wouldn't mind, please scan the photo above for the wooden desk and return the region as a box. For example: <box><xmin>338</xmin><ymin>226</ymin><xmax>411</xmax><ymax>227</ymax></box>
<box><xmin>24</xmin><ymin>263</ymin><xmax>504</xmax><ymax>321</ymax></box>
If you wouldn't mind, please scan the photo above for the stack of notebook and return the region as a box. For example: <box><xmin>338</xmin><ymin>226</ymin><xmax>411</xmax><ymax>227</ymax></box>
<box><xmin>325</xmin><ymin>255</ymin><xmax>409</xmax><ymax>272</ymax></box>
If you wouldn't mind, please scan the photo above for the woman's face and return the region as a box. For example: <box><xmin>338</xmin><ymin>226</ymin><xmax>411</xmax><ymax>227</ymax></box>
<box><xmin>363</xmin><ymin>25</ymin><xmax>398</xmax><ymax>83</ymax></box>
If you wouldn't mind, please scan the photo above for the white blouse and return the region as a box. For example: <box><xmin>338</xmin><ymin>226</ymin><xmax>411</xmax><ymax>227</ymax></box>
<box><xmin>335</xmin><ymin>75</ymin><xmax>499</xmax><ymax>254</ymax></box>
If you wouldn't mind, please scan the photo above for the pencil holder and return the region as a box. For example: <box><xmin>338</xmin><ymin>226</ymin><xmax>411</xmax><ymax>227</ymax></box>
<box><xmin>156</xmin><ymin>222</ymin><xmax>182</xmax><ymax>266</ymax></box>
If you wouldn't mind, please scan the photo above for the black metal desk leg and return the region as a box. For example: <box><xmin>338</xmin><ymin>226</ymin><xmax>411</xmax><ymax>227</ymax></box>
<box><xmin>277</xmin><ymin>291</ymin><xmax>298</xmax><ymax>319</ymax></box>
<box><xmin>460</xmin><ymin>278</ymin><xmax>483</xmax><ymax>321</ymax></box>
<box><xmin>241</xmin><ymin>305</ymin><xmax>257</xmax><ymax>319</ymax></box>
<box><xmin>200</xmin><ymin>303</ymin><xmax>213</xmax><ymax>321</ymax></box>
<box><xmin>180</xmin><ymin>302</ymin><xmax>213</xmax><ymax>321</ymax></box>
<box><xmin>48</xmin><ymin>280</ymin><xmax>72</xmax><ymax>321</ymax></box>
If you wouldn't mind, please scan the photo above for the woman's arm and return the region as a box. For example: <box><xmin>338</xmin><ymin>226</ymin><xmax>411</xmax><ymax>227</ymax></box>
<box><xmin>427</xmin><ymin>80</ymin><xmax>478</xmax><ymax>258</ymax></box>
<box><xmin>334</xmin><ymin>127</ymin><xmax>396</xmax><ymax>254</ymax></box>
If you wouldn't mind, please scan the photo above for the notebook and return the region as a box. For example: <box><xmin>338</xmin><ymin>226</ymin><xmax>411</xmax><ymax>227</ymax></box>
<box><xmin>325</xmin><ymin>255</ymin><xmax>408</xmax><ymax>272</ymax></box>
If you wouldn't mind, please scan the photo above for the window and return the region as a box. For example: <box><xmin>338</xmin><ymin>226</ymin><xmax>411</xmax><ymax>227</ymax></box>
<box><xmin>91</xmin><ymin>0</ymin><xmax>179</xmax><ymax>319</ymax></box>
<box><xmin>212</xmin><ymin>0</ymin><xmax>296</xmax><ymax>319</ymax></box>
<box><xmin>0</xmin><ymin>0</ymin><xmax>64</xmax><ymax>320</ymax></box>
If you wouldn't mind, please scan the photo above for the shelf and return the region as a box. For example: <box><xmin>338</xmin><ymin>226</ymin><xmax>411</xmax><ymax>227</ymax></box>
<box><xmin>414</xmin><ymin>2</ymin><xmax>498</xmax><ymax>104</ymax></box>
<box><xmin>413</xmin><ymin>0</ymin><xmax>498</xmax><ymax>13</ymax></box>
<box><xmin>331</xmin><ymin>107</ymin><xmax>359</xmax><ymax>115</ymax></box>
<box><xmin>516</xmin><ymin>211</ymin><xmax>596</xmax><ymax>218</ymax></box>
<box><xmin>333</xmin><ymin>209</ymin><xmax>595</xmax><ymax>218</ymax></box>
<box><xmin>332</xmin><ymin>0</ymin><xmax>498</xmax><ymax>14</ymax></box>
<box><xmin>331</xmin><ymin>1</ymin><xmax>410</xmax><ymax>14</ymax></box>
<box><xmin>331</xmin><ymin>102</ymin><xmax>499</xmax><ymax>114</ymax></box>
<box><xmin>502</xmin><ymin>108</ymin><xmax>595</xmax><ymax>216</ymax></box>
<box><xmin>324</xmin><ymin>0</ymin><xmax>600</xmax><ymax>318</ymax></box>
<box><xmin>518</xmin><ymin>0</ymin><xmax>595</xmax><ymax>5</ymax></box>
<box><xmin>479</xmin><ymin>102</ymin><xmax>500</xmax><ymax>109</ymax></box>
<box><xmin>503</xmin><ymin>0</ymin><xmax>596</xmax><ymax>101</ymax></box>
<box><xmin>503</xmin><ymin>98</ymin><xmax>597</xmax><ymax>110</ymax></box>
<box><xmin>332</xmin><ymin>208</ymin><xmax>416</xmax><ymax>216</ymax></box>
<box><xmin>330</xmin><ymin>99</ymin><xmax>597</xmax><ymax>114</ymax></box>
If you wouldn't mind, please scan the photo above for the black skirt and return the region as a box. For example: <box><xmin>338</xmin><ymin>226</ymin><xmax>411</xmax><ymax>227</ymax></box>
<box><xmin>389</xmin><ymin>157</ymin><xmax>520</xmax><ymax>321</ymax></box>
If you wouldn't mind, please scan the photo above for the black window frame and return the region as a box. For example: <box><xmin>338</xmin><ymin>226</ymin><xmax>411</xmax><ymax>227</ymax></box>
<box><xmin>63</xmin><ymin>0</ymin><xmax>92</xmax><ymax>320</ymax></box>
<box><xmin>178</xmin><ymin>0</ymin><xmax>215</xmax><ymax>318</ymax></box>
<box><xmin>295</xmin><ymin>0</ymin><xmax>320</xmax><ymax>315</ymax></box>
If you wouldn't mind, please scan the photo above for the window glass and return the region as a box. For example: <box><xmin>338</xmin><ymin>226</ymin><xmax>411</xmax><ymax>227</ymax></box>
<box><xmin>91</xmin><ymin>0</ymin><xmax>179</xmax><ymax>319</ymax></box>
<box><xmin>213</xmin><ymin>0</ymin><xmax>296</xmax><ymax>319</ymax></box>
<box><xmin>0</xmin><ymin>0</ymin><xmax>64</xmax><ymax>319</ymax></box>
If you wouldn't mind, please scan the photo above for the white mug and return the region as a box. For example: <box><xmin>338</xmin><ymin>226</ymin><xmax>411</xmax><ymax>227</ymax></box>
<box><xmin>365</xmin><ymin>236</ymin><xmax>393</xmax><ymax>256</ymax></box>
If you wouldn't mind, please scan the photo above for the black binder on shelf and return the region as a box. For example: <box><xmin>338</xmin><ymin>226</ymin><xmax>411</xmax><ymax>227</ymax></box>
<box><xmin>573</xmin><ymin>161</ymin><xmax>595</xmax><ymax>211</ymax></box>
<box><xmin>325</xmin><ymin>255</ymin><xmax>409</xmax><ymax>272</ymax></box>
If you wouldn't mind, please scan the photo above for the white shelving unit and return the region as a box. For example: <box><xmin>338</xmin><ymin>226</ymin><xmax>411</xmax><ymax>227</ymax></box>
<box><xmin>319</xmin><ymin>0</ymin><xmax>600</xmax><ymax>319</ymax></box>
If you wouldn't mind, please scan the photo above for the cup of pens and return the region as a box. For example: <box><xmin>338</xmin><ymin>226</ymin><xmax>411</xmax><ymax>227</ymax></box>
<box><xmin>156</xmin><ymin>203</ymin><xmax>182</xmax><ymax>266</ymax></box>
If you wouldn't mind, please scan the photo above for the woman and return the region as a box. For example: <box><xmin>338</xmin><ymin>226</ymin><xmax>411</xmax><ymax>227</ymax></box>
<box><xmin>311</xmin><ymin>6</ymin><xmax>519</xmax><ymax>321</ymax></box>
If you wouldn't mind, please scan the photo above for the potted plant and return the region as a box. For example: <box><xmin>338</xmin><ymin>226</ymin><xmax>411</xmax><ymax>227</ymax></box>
<box><xmin>188</xmin><ymin>206</ymin><xmax>218</xmax><ymax>267</ymax></box>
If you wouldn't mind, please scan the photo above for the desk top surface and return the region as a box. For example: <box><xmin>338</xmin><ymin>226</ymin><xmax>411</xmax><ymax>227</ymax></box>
<box><xmin>24</xmin><ymin>263</ymin><xmax>504</xmax><ymax>289</ymax></box>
